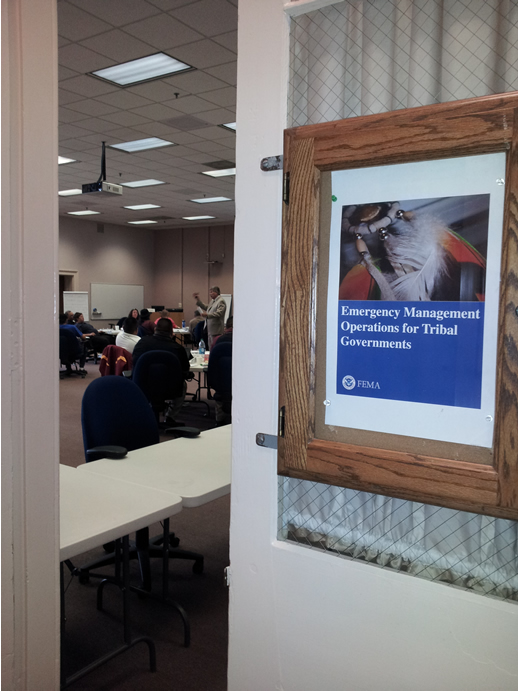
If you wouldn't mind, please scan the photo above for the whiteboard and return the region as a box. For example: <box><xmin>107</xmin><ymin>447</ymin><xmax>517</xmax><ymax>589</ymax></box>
<box><xmin>63</xmin><ymin>291</ymin><xmax>89</xmax><ymax>320</ymax></box>
<box><xmin>90</xmin><ymin>283</ymin><xmax>144</xmax><ymax>320</ymax></box>
<box><xmin>221</xmin><ymin>294</ymin><xmax>232</xmax><ymax>325</ymax></box>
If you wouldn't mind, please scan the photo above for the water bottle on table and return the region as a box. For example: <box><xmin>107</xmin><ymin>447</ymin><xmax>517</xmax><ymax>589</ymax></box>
<box><xmin>199</xmin><ymin>338</ymin><xmax>205</xmax><ymax>355</ymax></box>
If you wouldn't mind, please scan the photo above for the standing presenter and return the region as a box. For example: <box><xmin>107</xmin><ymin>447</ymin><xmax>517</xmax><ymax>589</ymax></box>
<box><xmin>193</xmin><ymin>286</ymin><xmax>226</xmax><ymax>349</ymax></box>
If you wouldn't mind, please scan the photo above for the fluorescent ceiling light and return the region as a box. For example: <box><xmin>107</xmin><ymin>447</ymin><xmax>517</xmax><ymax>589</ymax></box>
<box><xmin>59</xmin><ymin>188</ymin><xmax>83</xmax><ymax>196</ymax></box>
<box><xmin>190</xmin><ymin>197</ymin><xmax>232</xmax><ymax>204</ymax></box>
<box><xmin>123</xmin><ymin>204</ymin><xmax>162</xmax><ymax>210</ymax></box>
<box><xmin>110</xmin><ymin>137</ymin><xmax>175</xmax><ymax>153</ymax></box>
<box><xmin>128</xmin><ymin>220</ymin><xmax>158</xmax><ymax>225</ymax></box>
<box><xmin>67</xmin><ymin>210</ymin><xmax>100</xmax><ymax>216</ymax></box>
<box><xmin>220</xmin><ymin>122</ymin><xmax>236</xmax><ymax>132</ymax></box>
<box><xmin>182</xmin><ymin>215</ymin><xmax>216</xmax><ymax>221</ymax></box>
<box><xmin>201</xmin><ymin>168</ymin><xmax>236</xmax><ymax>178</ymax></box>
<box><xmin>92</xmin><ymin>53</ymin><xmax>193</xmax><ymax>87</ymax></box>
<box><xmin>120</xmin><ymin>179</ymin><xmax>166</xmax><ymax>188</ymax></box>
<box><xmin>58</xmin><ymin>156</ymin><xmax>76</xmax><ymax>165</ymax></box>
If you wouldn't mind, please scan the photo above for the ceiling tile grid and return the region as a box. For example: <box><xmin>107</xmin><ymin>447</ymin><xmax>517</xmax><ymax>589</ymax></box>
<box><xmin>58</xmin><ymin>0</ymin><xmax>237</xmax><ymax>228</ymax></box>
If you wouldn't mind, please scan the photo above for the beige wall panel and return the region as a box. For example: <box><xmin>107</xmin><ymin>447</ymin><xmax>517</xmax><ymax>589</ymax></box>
<box><xmin>208</xmin><ymin>225</ymin><xmax>234</xmax><ymax>299</ymax></box>
<box><xmin>182</xmin><ymin>227</ymin><xmax>210</xmax><ymax>318</ymax></box>
<box><xmin>59</xmin><ymin>218</ymin><xmax>155</xmax><ymax>317</ymax></box>
<box><xmin>153</xmin><ymin>228</ymin><xmax>183</xmax><ymax>308</ymax></box>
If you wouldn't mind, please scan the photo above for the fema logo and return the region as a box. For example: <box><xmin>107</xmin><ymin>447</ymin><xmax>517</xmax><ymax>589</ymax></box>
<box><xmin>342</xmin><ymin>375</ymin><xmax>356</xmax><ymax>391</ymax></box>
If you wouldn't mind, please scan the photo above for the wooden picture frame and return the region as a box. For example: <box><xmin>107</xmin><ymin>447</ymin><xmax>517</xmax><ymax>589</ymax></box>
<box><xmin>278</xmin><ymin>92</ymin><xmax>518</xmax><ymax>520</ymax></box>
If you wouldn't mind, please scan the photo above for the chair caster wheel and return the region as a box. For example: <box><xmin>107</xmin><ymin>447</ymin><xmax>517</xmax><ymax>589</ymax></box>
<box><xmin>192</xmin><ymin>560</ymin><xmax>204</xmax><ymax>575</ymax></box>
<box><xmin>169</xmin><ymin>536</ymin><xmax>180</xmax><ymax>548</ymax></box>
<box><xmin>78</xmin><ymin>572</ymin><xmax>90</xmax><ymax>585</ymax></box>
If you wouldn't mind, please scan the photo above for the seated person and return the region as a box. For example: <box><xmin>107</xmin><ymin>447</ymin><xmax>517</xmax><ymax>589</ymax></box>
<box><xmin>73</xmin><ymin>312</ymin><xmax>112</xmax><ymax>356</ymax></box>
<box><xmin>132</xmin><ymin>318</ymin><xmax>191</xmax><ymax>423</ymax></box>
<box><xmin>139</xmin><ymin>308</ymin><xmax>155</xmax><ymax>337</ymax></box>
<box><xmin>115</xmin><ymin>316</ymin><xmax>140</xmax><ymax>355</ymax></box>
<box><xmin>117</xmin><ymin>307</ymin><xmax>139</xmax><ymax>330</ymax></box>
<box><xmin>59</xmin><ymin>312</ymin><xmax>86</xmax><ymax>370</ymax></box>
<box><xmin>65</xmin><ymin>310</ymin><xmax>75</xmax><ymax>324</ymax></box>
<box><xmin>73</xmin><ymin>312</ymin><xmax>98</xmax><ymax>335</ymax></box>
<box><xmin>189</xmin><ymin>307</ymin><xmax>205</xmax><ymax>338</ymax></box>
<box><xmin>211</xmin><ymin>316</ymin><xmax>233</xmax><ymax>348</ymax></box>
<box><xmin>154</xmin><ymin>309</ymin><xmax>179</xmax><ymax>329</ymax></box>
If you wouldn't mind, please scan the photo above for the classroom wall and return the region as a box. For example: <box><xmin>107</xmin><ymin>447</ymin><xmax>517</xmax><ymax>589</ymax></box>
<box><xmin>59</xmin><ymin>217</ymin><xmax>156</xmax><ymax>320</ymax></box>
<box><xmin>59</xmin><ymin>218</ymin><xmax>234</xmax><ymax>324</ymax></box>
<box><xmin>153</xmin><ymin>224</ymin><xmax>234</xmax><ymax>317</ymax></box>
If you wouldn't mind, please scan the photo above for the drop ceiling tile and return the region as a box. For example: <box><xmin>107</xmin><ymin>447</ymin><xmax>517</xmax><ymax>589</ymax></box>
<box><xmin>162</xmin><ymin>94</ymin><xmax>218</xmax><ymax>114</ymax></box>
<box><xmin>198</xmin><ymin>107</ymin><xmax>235</xmax><ymax>125</ymax></box>
<box><xmin>58</xmin><ymin>44</ymin><xmax>115</xmax><ymax>73</ymax></box>
<box><xmin>205</xmin><ymin>62</ymin><xmax>237</xmax><ymax>86</ymax></box>
<box><xmin>163</xmin><ymin>69</ymin><xmax>229</xmax><ymax>94</ymax></box>
<box><xmin>58</xmin><ymin>35</ymin><xmax>71</xmax><ymax>48</ymax></box>
<box><xmin>198</xmin><ymin>86</ymin><xmax>236</xmax><ymax>107</ymax></box>
<box><xmin>99</xmin><ymin>111</ymin><xmax>152</xmax><ymax>128</ymax></box>
<box><xmin>59</xmin><ymin>75</ymin><xmax>119</xmax><ymax>97</ymax></box>
<box><xmin>59</xmin><ymin>107</ymin><xmax>90</xmax><ymax>124</ymax></box>
<box><xmin>127</xmin><ymin>80</ymin><xmax>186</xmax><ymax>102</ymax></box>
<box><xmin>212</xmin><ymin>31</ymin><xmax>237</xmax><ymax>53</ymax></box>
<box><xmin>59</xmin><ymin>88</ymin><xmax>86</xmax><ymax>106</ymax></box>
<box><xmin>123</xmin><ymin>14</ymin><xmax>204</xmax><ymax>50</ymax></box>
<box><xmin>59</xmin><ymin>65</ymin><xmax>80</xmax><ymax>81</ymax></box>
<box><xmin>135</xmin><ymin>122</ymin><xmax>183</xmax><ymax>137</ymax></box>
<box><xmin>195</xmin><ymin>125</ymin><xmax>233</xmax><ymax>140</ymax></box>
<box><xmin>66</xmin><ymin>99</ymin><xmax>121</xmax><ymax>117</ymax></box>
<box><xmin>60</xmin><ymin>123</ymin><xmax>102</xmax><ymax>139</ymax></box>
<box><xmin>68</xmin><ymin>0</ymin><xmax>161</xmax><ymax>26</ymax></box>
<box><xmin>80</xmin><ymin>30</ymin><xmax>156</xmax><ymax>64</ymax></box>
<box><xmin>130</xmin><ymin>103</ymin><xmax>184</xmax><ymax>121</ymax></box>
<box><xmin>171</xmin><ymin>40</ymin><xmax>235</xmax><ymax>69</ymax></box>
<box><xmin>60</xmin><ymin>138</ymin><xmax>102</xmax><ymax>152</ymax></box>
<box><xmin>188</xmin><ymin>139</ymin><xmax>231</xmax><ymax>154</ymax></box>
<box><xmin>94</xmin><ymin>89</ymin><xmax>154</xmax><ymax>110</ymax></box>
<box><xmin>169</xmin><ymin>0</ymin><xmax>237</xmax><ymax>38</ymax></box>
<box><xmin>72</xmin><ymin>117</ymin><xmax>123</xmax><ymax>133</ymax></box>
<box><xmin>162</xmin><ymin>131</ymin><xmax>202</xmax><ymax>145</ymax></box>
<box><xmin>146</xmin><ymin>0</ymin><xmax>196</xmax><ymax>9</ymax></box>
<box><xmin>182</xmin><ymin>152</ymin><xmax>219</xmax><ymax>163</ymax></box>
<box><xmin>58</xmin><ymin>3</ymin><xmax>112</xmax><ymax>42</ymax></box>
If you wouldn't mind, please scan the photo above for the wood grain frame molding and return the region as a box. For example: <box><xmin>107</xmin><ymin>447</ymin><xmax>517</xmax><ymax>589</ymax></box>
<box><xmin>278</xmin><ymin>92</ymin><xmax>518</xmax><ymax>520</ymax></box>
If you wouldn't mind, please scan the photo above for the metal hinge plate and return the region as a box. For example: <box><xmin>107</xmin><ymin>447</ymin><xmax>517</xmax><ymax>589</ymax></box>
<box><xmin>224</xmin><ymin>566</ymin><xmax>231</xmax><ymax>586</ymax></box>
<box><xmin>256</xmin><ymin>433</ymin><xmax>278</xmax><ymax>449</ymax></box>
<box><xmin>260</xmin><ymin>155</ymin><xmax>283</xmax><ymax>171</ymax></box>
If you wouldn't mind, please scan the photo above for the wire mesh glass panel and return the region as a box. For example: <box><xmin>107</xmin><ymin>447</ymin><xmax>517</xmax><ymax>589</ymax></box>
<box><xmin>288</xmin><ymin>0</ymin><xmax>518</xmax><ymax>127</ymax></box>
<box><xmin>279</xmin><ymin>477</ymin><xmax>518</xmax><ymax>601</ymax></box>
<box><xmin>282</xmin><ymin>0</ymin><xmax>518</xmax><ymax>601</ymax></box>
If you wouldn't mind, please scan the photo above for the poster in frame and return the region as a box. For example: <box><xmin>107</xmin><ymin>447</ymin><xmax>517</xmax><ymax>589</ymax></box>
<box><xmin>278</xmin><ymin>92</ymin><xmax>518</xmax><ymax>520</ymax></box>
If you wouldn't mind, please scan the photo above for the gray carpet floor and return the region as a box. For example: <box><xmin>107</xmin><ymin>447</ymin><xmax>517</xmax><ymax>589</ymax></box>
<box><xmin>60</xmin><ymin>358</ymin><xmax>229</xmax><ymax>690</ymax></box>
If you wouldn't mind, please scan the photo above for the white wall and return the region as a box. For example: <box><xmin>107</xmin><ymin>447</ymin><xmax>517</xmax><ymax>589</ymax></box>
<box><xmin>1</xmin><ymin>0</ymin><xmax>60</xmax><ymax>686</ymax></box>
<box><xmin>228</xmin><ymin>1</ymin><xmax>518</xmax><ymax>690</ymax></box>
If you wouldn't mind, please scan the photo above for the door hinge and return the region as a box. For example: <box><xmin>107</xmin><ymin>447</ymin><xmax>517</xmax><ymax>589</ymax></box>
<box><xmin>224</xmin><ymin>566</ymin><xmax>231</xmax><ymax>586</ymax></box>
<box><xmin>278</xmin><ymin>405</ymin><xmax>285</xmax><ymax>438</ymax></box>
<box><xmin>260</xmin><ymin>155</ymin><xmax>283</xmax><ymax>171</ymax></box>
<box><xmin>283</xmin><ymin>172</ymin><xmax>290</xmax><ymax>205</ymax></box>
<box><xmin>256</xmin><ymin>433</ymin><xmax>277</xmax><ymax>449</ymax></box>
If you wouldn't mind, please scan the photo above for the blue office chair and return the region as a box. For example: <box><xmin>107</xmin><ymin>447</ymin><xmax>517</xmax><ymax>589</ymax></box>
<box><xmin>207</xmin><ymin>342</ymin><xmax>232</xmax><ymax>425</ymax></box>
<box><xmin>132</xmin><ymin>350</ymin><xmax>185</xmax><ymax>425</ymax></box>
<box><xmin>79</xmin><ymin>377</ymin><xmax>204</xmax><ymax>593</ymax></box>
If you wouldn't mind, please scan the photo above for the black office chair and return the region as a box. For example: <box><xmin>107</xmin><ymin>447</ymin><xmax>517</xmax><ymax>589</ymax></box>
<box><xmin>207</xmin><ymin>342</ymin><xmax>232</xmax><ymax>425</ymax></box>
<box><xmin>59</xmin><ymin>329</ymin><xmax>85</xmax><ymax>378</ymax></box>
<box><xmin>78</xmin><ymin>376</ymin><xmax>204</xmax><ymax>585</ymax></box>
<box><xmin>132</xmin><ymin>350</ymin><xmax>191</xmax><ymax>427</ymax></box>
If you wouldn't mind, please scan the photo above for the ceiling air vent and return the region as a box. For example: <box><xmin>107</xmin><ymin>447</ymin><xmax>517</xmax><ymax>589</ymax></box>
<box><xmin>204</xmin><ymin>160</ymin><xmax>235</xmax><ymax>170</ymax></box>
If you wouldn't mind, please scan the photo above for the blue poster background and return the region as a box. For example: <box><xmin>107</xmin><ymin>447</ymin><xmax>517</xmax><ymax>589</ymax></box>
<box><xmin>336</xmin><ymin>301</ymin><xmax>485</xmax><ymax>408</ymax></box>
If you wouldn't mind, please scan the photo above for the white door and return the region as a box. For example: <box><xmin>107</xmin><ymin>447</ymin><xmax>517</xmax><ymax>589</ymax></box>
<box><xmin>228</xmin><ymin>1</ymin><xmax>518</xmax><ymax>689</ymax></box>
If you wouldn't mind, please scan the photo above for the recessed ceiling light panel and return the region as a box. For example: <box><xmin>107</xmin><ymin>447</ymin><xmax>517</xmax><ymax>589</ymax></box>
<box><xmin>123</xmin><ymin>204</ymin><xmax>162</xmax><ymax>210</ymax></box>
<box><xmin>91</xmin><ymin>53</ymin><xmax>194</xmax><ymax>87</ymax></box>
<box><xmin>58</xmin><ymin>156</ymin><xmax>77</xmax><ymax>165</ymax></box>
<box><xmin>110</xmin><ymin>138</ymin><xmax>175</xmax><ymax>153</ymax></box>
<box><xmin>182</xmin><ymin>215</ymin><xmax>216</xmax><ymax>221</ymax></box>
<box><xmin>67</xmin><ymin>210</ymin><xmax>100</xmax><ymax>216</ymax></box>
<box><xmin>219</xmin><ymin>122</ymin><xmax>236</xmax><ymax>132</ymax></box>
<box><xmin>128</xmin><ymin>220</ymin><xmax>158</xmax><ymax>225</ymax></box>
<box><xmin>200</xmin><ymin>168</ymin><xmax>236</xmax><ymax>178</ymax></box>
<box><xmin>59</xmin><ymin>189</ymin><xmax>83</xmax><ymax>196</ymax></box>
<box><xmin>190</xmin><ymin>197</ymin><xmax>232</xmax><ymax>204</ymax></box>
<box><xmin>120</xmin><ymin>179</ymin><xmax>166</xmax><ymax>188</ymax></box>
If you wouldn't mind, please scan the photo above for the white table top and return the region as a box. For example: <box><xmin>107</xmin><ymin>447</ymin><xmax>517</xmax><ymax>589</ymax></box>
<box><xmin>78</xmin><ymin>425</ymin><xmax>231</xmax><ymax>509</ymax></box>
<box><xmin>60</xmin><ymin>465</ymin><xmax>183</xmax><ymax>561</ymax></box>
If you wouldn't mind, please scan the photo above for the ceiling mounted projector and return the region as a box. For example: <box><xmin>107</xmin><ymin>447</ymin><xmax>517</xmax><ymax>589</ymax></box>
<box><xmin>82</xmin><ymin>142</ymin><xmax>122</xmax><ymax>196</ymax></box>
